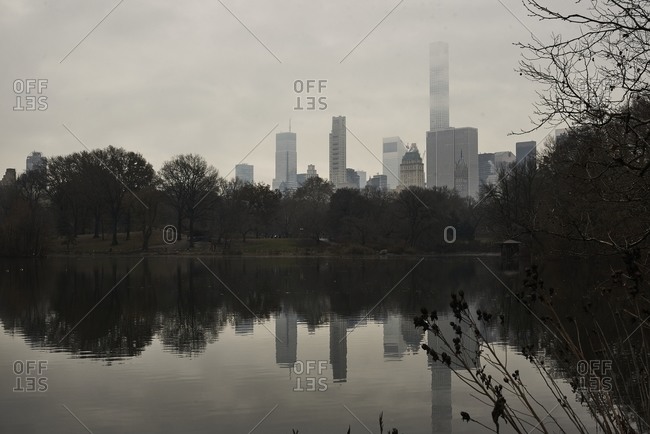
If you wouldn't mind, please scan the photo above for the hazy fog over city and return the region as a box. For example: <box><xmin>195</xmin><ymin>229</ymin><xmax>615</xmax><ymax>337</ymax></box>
<box><xmin>2</xmin><ymin>0</ymin><xmax>572</xmax><ymax>184</ymax></box>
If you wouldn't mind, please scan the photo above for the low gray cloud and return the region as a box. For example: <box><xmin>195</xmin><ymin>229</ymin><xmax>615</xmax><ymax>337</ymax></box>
<box><xmin>2</xmin><ymin>0</ymin><xmax>572</xmax><ymax>183</ymax></box>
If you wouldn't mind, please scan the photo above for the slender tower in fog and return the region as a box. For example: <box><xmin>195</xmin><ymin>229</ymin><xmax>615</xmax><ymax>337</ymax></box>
<box><xmin>329</xmin><ymin>116</ymin><xmax>347</xmax><ymax>189</ymax></box>
<box><xmin>429</xmin><ymin>42</ymin><xmax>450</xmax><ymax>131</ymax></box>
<box><xmin>272</xmin><ymin>132</ymin><xmax>297</xmax><ymax>192</ymax></box>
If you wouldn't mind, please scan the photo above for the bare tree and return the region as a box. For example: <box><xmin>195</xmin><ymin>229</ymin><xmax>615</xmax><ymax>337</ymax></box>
<box><xmin>92</xmin><ymin>146</ymin><xmax>155</xmax><ymax>246</ymax></box>
<box><xmin>517</xmin><ymin>0</ymin><xmax>650</xmax><ymax>175</ymax></box>
<box><xmin>159</xmin><ymin>154</ymin><xmax>220</xmax><ymax>247</ymax></box>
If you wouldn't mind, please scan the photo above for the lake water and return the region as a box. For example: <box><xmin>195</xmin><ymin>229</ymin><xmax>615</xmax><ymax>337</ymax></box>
<box><xmin>0</xmin><ymin>256</ymin><xmax>604</xmax><ymax>433</ymax></box>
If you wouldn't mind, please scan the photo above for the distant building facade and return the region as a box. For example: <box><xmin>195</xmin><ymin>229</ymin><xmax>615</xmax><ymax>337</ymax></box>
<box><xmin>329</xmin><ymin>116</ymin><xmax>347</xmax><ymax>189</ymax></box>
<box><xmin>273</xmin><ymin>132</ymin><xmax>297</xmax><ymax>192</ymax></box>
<box><xmin>356</xmin><ymin>170</ymin><xmax>367</xmax><ymax>188</ymax></box>
<box><xmin>1</xmin><ymin>168</ymin><xmax>16</xmax><ymax>186</ymax></box>
<box><xmin>235</xmin><ymin>163</ymin><xmax>254</xmax><ymax>184</ymax></box>
<box><xmin>398</xmin><ymin>143</ymin><xmax>425</xmax><ymax>189</ymax></box>
<box><xmin>26</xmin><ymin>151</ymin><xmax>43</xmax><ymax>172</ymax></box>
<box><xmin>516</xmin><ymin>140</ymin><xmax>536</xmax><ymax>165</ymax></box>
<box><xmin>494</xmin><ymin>151</ymin><xmax>515</xmax><ymax>168</ymax></box>
<box><xmin>478</xmin><ymin>153</ymin><xmax>495</xmax><ymax>185</ymax></box>
<box><xmin>382</xmin><ymin>137</ymin><xmax>406</xmax><ymax>190</ymax></box>
<box><xmin>367</xmin><ymin>174</ymin><xmax>388</xmax><ymax>192</ymax></box>
<box><xmin>346</xmin><ymin>168</ymin><xmax>360</xmax><ymax>189</ymax></box>
<box><xmin>306</xmin><ymin>164</ymin><xmax>318</xmax><ymax>179</ymax></box>
<box><xmin>426</xmin><ymin>127</ymin><xmax>479</xmax><ymax>198</ymax></box>
<box><xmin>297</xmin><ymin>164</ymin><xmax>319</xmax><ymax>187</ymax></box>
<box><xmin>479</xmin><ymin>151</ymin><xmax>516</xmax><ymax>186</ymax></box>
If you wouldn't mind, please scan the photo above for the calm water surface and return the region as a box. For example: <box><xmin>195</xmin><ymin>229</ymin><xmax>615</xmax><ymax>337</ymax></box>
<box><xmin>0</xmin><ymin>256</ymin><xmax>604</xmax><ymax>433</ymax></box>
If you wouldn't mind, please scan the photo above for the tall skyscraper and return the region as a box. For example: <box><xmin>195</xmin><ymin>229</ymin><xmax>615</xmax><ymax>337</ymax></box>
<box><xmin>398</xmin><ymin>143</ymin><xmax>425</xmax><ymax>189</ymax></box>
<box><xmin>427</xmin><ymin>311</ymin><xmax>479</xmax><ymax>433</ymax></box>
<box><xmin>382</xmin><ymin>137</ymin><xmax>407</xmax><ymax>190</ymax></box>
<box><xmin>429</xmin><ymin>330</ymin><xmax>452</xmax><ymax>433</ymax></box>
<box><xmin>272</xmin><ymin>132</ymin><xmax>297</xmax><ymax>192</ymax></box>
<box><xmin>427</xmin><ymin>42</ymin><xmax>479</xmax><ymax>197</ymax></box>
<box><xmin>516</xmin><ymin>140</ymin><xmax>537</xmax><ymax>164</ymax></box>
<box><xmin>26</xmin><ymin>151</ymin><xmax>43</xmax><ymax>172</ymax></box>
<box><xmin>426</xmin><ymin>127</ymin><xmax>479</xmax><ymax>198</ymax></box>
<box><xmin>383</xmin><ymin>314</ymin><xmax>408</xmax><ymax>360</ymax></box>
<box><xmin>235</xmin><ymin>163</ymin><xmax>254</xmax><ymax>184</ymax></box>
<box><xmin>430</xmin><ymin>42</ymin><xmax>450</xmax><ymax>131</ymax></box>
<box><xmin>275</xmin><ymin>308</ymin><xmax>298</xmax><ymax>367</ymax></box>
<box><xmin>329</xmin><ymin>116</ymin><xmax>347</xmax><ymax>189</ymax></box>
<box><xmin>329</xmin><ymin>313</ymin><xmax>347</xmax><ymax>383</ymax></box>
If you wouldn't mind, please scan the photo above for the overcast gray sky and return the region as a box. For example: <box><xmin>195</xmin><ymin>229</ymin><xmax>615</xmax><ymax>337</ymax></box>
<box><xmin>1</xmin><ymin>0</ymin><xmax>575</xmax><ymax>185</ymax></box>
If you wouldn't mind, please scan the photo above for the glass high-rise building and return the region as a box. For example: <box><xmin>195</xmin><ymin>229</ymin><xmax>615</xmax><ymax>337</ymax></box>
<box><xmin>478</xmin><ymin>153</ymin><xmax>495</xmax><ymax>185</ymax></box>
<box><xmin>426</xmin><ymin>127</ymin><xmax>479</xmax><ymax>198</ymax></box>
<box><xmin>430</xmin><ymin>42</ymin><xmax>450</xmax><ymax>131</ymax></box>
<box><xmin>235</xmin><ymin>163</ymin><xmax>254</xmax><ymax>184</ymax></box>
<box><xmin>272</xmin><ymin>132</ymin><xmax>297</xmax><ymax>192</ymax></box>
<box><xmin>382</xmin><ymin>136</ymin><xmax>406</xmax><ymax>190</ymax></box>
<box><xmin>329</xmin><ymin>116</ymin><xmax>347</xmax><ymax>189</ymax></box>
<box><xmin>516</xmin><ymin>140</ymin><xmax>536</xmax><ymax>164</ymax></box>
<box><xmin>426</xmin><ymin>42</ymin><xmax>479</xmax><ymax>198</ymax></box>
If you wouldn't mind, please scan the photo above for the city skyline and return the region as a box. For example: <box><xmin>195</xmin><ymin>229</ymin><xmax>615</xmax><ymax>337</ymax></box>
<box><xmin>1</xmin><ymin>0</ymin><xmax>566</xmax><ymax>187</ymax></box>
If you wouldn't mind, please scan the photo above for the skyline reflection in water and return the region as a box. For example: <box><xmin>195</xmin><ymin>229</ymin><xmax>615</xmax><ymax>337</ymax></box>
<box><xmin>0</xmin><ymin>256</ymin><xmax>605</xmax><ymax>433</ymax></box>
